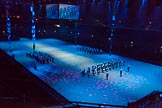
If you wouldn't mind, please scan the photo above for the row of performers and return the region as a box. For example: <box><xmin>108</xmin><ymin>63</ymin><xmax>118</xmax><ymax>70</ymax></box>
<box><xmin>77</xmin><ymin>46</ymin><xmax>103</xmax><ymax>55</ymax></box>
<box><xmin>81</xmin><ymin>60</ymin><xmax>125</xmax><ymax>77</ymax></box>
<box><xmin>26</xmin><ymin>51</ymin><xmax>54</xmax><ymax>64</ymax></box>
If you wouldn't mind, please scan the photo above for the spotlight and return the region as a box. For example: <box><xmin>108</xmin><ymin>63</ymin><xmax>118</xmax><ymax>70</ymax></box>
<box><xmin>160</xmin><ymin>94</ymin><xmax>162</xmax><ymax>97</ymax></box>
<box><xmin>55</xmin><ymin>24</ymin><xmax>61</xmax><ymax>28</ymax></box>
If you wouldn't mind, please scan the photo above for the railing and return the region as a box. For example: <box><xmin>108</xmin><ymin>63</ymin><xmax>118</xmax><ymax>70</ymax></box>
<box><xmin>70</xmin><ymin>101</ymin><xmax>127</xmax><ymax>108</ymax></box>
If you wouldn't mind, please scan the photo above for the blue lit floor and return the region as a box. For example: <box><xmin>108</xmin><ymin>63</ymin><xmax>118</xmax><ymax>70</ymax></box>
<box><xmin>0</xmin><ymin>38</ymin><xmax>162</xmax><ymax>106</ymax></box>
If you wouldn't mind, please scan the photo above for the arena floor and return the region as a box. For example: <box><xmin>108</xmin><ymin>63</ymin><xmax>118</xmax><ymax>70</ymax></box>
<box><xmin>0</xmin><ymin>38</ymin><xmax>162</xmax><ymax>106</ymax></box>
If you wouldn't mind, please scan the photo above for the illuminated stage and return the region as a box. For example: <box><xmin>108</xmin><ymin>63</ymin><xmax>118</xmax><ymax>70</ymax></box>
<box><xmin>0</xmin><ymin>38</ymin><xmax>162</xmax><ymax>106</ymax></box>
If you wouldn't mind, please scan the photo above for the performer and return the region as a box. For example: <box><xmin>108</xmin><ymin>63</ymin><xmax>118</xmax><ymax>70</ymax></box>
<box><xmin>81</xmin><ymin>69</ymin><xmax>86</xmax><ymax>77</ymax></box>
<box><xmin>122</xmin><ymin>60</ymin><xmax>125</xmax><ymax>66</ymax></box>
<box><xmin>34</xmin><ymin>61</ymin><xmax>37</xmax><ymax>70</ymax></box>
<box><xmin>120</xmin><ymin>69</ymin><xmax>123</xmax><ymax>77</ymax></box>
<box><xmin>97</xmin><ymin>64</ymin><xmax>101</xmax><ymax>75</ymax></box>
<box><xmin>101</xmin><ymin>63</ymin><xmax>105</xmax><ymax>73</ymax></box>
<box><xmin>106</xmin><ymin>71</ymin><xmax>109</xmax><ymax>80</ymax></box>
<box><xmin>87</xmin><ymin>67</ymin><xmax>91</xmax><ymax>77</ymax></box>
<box><xmin>92</xmin><ymin>65</ymin><xmax>96</xmax><ymax>76</ymax></box>
<box><xmin>127</xmin><ymin>65</ymin><xmax>130</xmax><ymax>72</ymax></box>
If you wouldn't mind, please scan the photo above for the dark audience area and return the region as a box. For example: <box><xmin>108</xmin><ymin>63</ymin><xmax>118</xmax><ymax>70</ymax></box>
<box><xmin>0</xmin><ymin>49</ymin><xmax>70</xmax><ymax>108</ymax></box>
<box><xmin>128</xmin><ymin>91</ymin><xmax>162</xmax><ymax>108</ymax></box>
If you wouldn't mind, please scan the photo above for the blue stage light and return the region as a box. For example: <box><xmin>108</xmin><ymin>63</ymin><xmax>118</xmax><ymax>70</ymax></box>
<box><xmin>141</xmin><ymin>0</ymin><xmax>146</xmax><ymax>7</ymax></box>
<box><xmin>32</xmin><ymin>11</ymin><xmax>35</xmax><ymax>16</ymax></box>
<box><xmin>112</xmin><ymin>15</ymin><xmax>116</xmax><ymax>21</ymax></box>
<box><xmin>30</xmin><ymin>3</ymin><xmax>36</xmax><ymax>50</ymax></box>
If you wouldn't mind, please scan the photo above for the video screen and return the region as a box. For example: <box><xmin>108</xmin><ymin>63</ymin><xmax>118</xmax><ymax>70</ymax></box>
<box><xmin>59</xmin><ymin>4</ymin><xmax>79</xmax><ymax>20</ymax></box>
<box><xmin>46</xmin><ymin>4</ymin><xmax>59</xmax><ymax>19</ymax></box>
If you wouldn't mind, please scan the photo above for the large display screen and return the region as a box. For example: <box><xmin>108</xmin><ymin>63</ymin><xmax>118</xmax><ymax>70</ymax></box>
<box><xmin>59</xmin><ymin>4</ymin><xmax>79</xmax><ymax>20</ymax></box>
<box><xmin>46</xmin><ymin>4</ymin><xmax>59</xmax><ymax>19</ymax></box>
